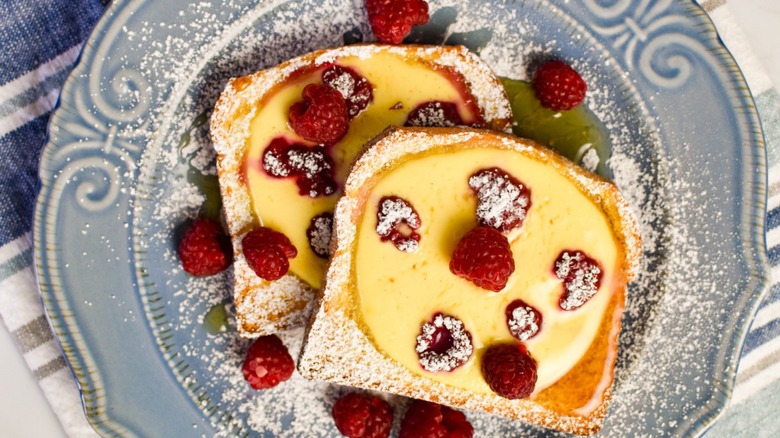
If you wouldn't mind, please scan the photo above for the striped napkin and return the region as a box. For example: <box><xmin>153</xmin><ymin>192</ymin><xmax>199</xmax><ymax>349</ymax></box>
<box><xmin>0</xmin><ymin>0</ymin><xmax>777</xmax><ymax>436</ymax></box>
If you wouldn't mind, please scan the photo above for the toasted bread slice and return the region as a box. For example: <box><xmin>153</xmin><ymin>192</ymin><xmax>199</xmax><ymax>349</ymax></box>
<box><xmin>210</xmin><ymin>45</ymin><xmax>512</xmax><ymax>337</ymax></box>
<box><xmin>298</xmin><ymin>127</ymin><xmax>641</xmax><ymax>435</ymax></box>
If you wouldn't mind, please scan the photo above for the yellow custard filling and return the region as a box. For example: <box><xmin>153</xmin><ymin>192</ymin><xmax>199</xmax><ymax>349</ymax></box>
<box><xmin>246</xmin><ymin>51</ymin><xmax>480</xmax><ymax>288</ymax></box>
<box><xmin>354</xmin><ymin>147</ymin><xmax>620</xmax><ymax>394</ymax></box>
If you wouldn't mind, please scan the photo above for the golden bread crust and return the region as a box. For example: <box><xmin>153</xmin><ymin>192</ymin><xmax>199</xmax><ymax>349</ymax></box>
<box><xmin>298</xmin><ymin>127</ymin><xmax>642</xmax><ymax>436</ymax></box>
<box><xmin>210</xmin><ymin>45</ymin><xmax>513</xmax><ymax>337</ymax></box>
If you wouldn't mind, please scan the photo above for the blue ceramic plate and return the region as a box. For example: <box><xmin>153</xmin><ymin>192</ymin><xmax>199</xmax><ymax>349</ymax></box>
<box><xmin>35</xmin><ymin>0</ymin><xmax>770</xmax><ymax>436</ymax></box>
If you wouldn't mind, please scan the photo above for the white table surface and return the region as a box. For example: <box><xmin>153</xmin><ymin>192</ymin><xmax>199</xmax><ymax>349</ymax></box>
<box><xmin>1</xmin><ymin>1</ymin><xmax>778</xmax><ymax>436</ymax></box>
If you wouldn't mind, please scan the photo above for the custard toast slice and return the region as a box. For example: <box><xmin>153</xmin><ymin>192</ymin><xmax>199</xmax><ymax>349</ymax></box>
<box><xmin>210</xmin><ymin>45</ymin><xmax>512</xmax><ymax>336</ymax></box>
<box><xmin>298</xmin><ymin>127</ymin><xmax>641</xmax><ymax>435</ymax></box>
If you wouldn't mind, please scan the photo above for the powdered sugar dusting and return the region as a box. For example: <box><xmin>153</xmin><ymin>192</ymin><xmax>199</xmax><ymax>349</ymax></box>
<box><xmin>406</xmin><ymin>101</ymin><xmax>459</xmax><ymax>127</ymax></box>
<box><xmin>123</xmin><ymin>0</ymin><xmax>732</xmax><ymax>435</ymax></box>
<box><xmin>327</xmin><ymin>69</ymin><xmax>356</xmax><ymax>99</ymax></box>
<box><xmin>555</xmin><ymin>251</ymin><xmax>602</xmax><ymax>311</ymax></box>
<box><xmin>507</xmin><ymin>302</ymin><xmax>541</xmax><ymax>341</ymax></box>
<box><xmin>262</xmin><ymin>144</ymin><xmax>291</xmax><ymax>177</ymax></box>
<box><xmin>416</xmin><ymin>314</ymin><xmax>474</xmax><ymax>373</ymax></box>
<box><xmin>376</xmin><ymin>196</ymin><xmax>422</xmax><ymax>252</ymax></box>
<box><xmin>376</xmin><ymin>197</ymin><xmax>420</xmax><ymax>235</ymax></box>
<box><xmin>307</xmin><ymin>213</ymin><xmax>333</xmax><ymax>258</ymax></box>
<box><xmin>468</xmin><ymin>167</ymin><xmax>530</xmax><ymax>232</ymax></box>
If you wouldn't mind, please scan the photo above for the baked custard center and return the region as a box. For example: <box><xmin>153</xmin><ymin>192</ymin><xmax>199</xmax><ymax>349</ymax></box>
<box><xmin>246</xmin><ymin>51</ymin><xmax>481</xmax><ymax>288</ymax></box>
<box><xmin>354</xmin><ymin>147</ymin><xmax>620</xmax><ymax>394</ymax></box>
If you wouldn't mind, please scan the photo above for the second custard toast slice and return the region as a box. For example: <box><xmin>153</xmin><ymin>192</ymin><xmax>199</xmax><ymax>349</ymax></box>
<box><xmin>298</xmin><ymin>127</ymin><xmax>641</xmax><ymax>435</ymax></box>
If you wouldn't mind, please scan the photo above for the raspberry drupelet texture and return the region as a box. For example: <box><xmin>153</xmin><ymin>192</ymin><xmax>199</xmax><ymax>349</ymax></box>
<box><xmin>532</xmin><ymin>60</ymin><xmax>587</xmax><ymax>111</ymax></box>
<box><xmin>366</xmin><ymin>0</ymin><xmax>430</xmax><ymax>44</ymax></box>
<box><xmin>481</xmin><ymin>344</ymin><xmax>538</xmax><ymax>399</ymax></box>
<box><xmin>241</xmin><ymin>335</ymin><xmax>294</xmax><ymax>390</ymax></box>
<box><xmin>332</xmin><ymin>392</ymin><xmax>393</xmax><ymax>438</ymax></box>
<box><xmin>178</xmin><ymin>219</ymin><xmax>232</xmax><ymax>276</ymax></box>
<box><xmin>242</xmin><ymin>227</ymin><xmax>297</xmax><ymax>281</ymax></box>
<box><xmin>449</xmin><ymin>226</ymin><xmax>515</xmax><ymax>291</ymax></box>
<box><xmin>399</xmin><ymin>399</ymin><xmax>474</xmax><ymax>438</ymax></box>
<box><xmin>289</xmin><ymin>83</ymin><xmax>350</xmax><ymax>145</ymax></box>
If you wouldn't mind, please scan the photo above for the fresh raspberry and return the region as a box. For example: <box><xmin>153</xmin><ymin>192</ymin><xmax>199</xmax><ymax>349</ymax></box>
<box><xmin>532</xmin><ymin>60</ymin><xmax>587</xmax><ymax>111</ymax></box>
<box><xmin>289</xmin><ymin>83</ymin><xmax>350</xmax><ymax>145</ymax></box>
<box><xmin>245</xmin><ymin>244</ymin><xmax>289</xmax><ymax>281</ymax></box>
<box><xmin>416</xmin><ymin>313</ymin><xmax>473</xmax><ymax>373</ymax></box>
<box><xmin>307</xmin><ymin>212</ymin><xmax>333</xmax><ymax>258</ymax></box>
<box><xmin>481</xmin><ymin>344</ymin><xmax>537</xmax><ymax>399</ymax></box>
<box><xmin>366</xmin><ymin>0</ymin><xmax>430</xmax><ymax>44</ymax></box>
<box><xmin>505</xmin><ymin>299</ymin><xmax>542</xmax><ymax>341</ymax></box>
<box><xmin>554</xmin><ymin>250</ymin><xmax>603</xmax><ymax>311</ymax></box>
<box><xmin>262</xmin><ymin>138</ymin><xmax>338</xmax><ymax>198</ymax></box>
<box><xmin>449</xmin><ymin>226</ymin><xmax>515</xmax><ymax>292</ymax></box>
<box><xmin>405</xmin><ymin>101</ymin><xmax>463</xmax><ymax>128</ymax></box>
<box><xmin>178</xmin><ymin>219</ymin><xmax>232</xmax><ymax>276</ymax></box>
<box><xmin>376</xmin><ymin>196</ymin><xmax>421</xmax><ymax>252</ymax></box>
<box><xmin>242</xmin><ymin>227</ymin><xmax>297</xmax><ymax>281</ymax></box>
<box><xmin>468</xmin><ymin>167</ymin><xmax>531</xmax><ymax>233</ymax></box>
<box><xmin>323</xmin><ymin>65</ymin><xmax>373</xmax><ymax>118</ymax></box>
<box><xmin>241</xmin><ymin>335</ymin><xmax>294</xmax><ymax>390</ymax></box>
<box><xmin>332</xmin><ymin>392</ymin><xmax>393</xmax><ymax>438</ymax></box>
<box><xmin>399</xmin><ymin>400</ymin><xmax>474</xmax><ymax>438</ymax></box>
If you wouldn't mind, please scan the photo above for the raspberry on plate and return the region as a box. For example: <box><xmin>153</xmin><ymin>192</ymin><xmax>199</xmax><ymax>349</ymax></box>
<box><xmin>366</xmin><ymin>0</ymin><xmax>430</xmax><ymax>44</ymax></box>
<box><xmin>532</xmin><ymin>60</ymin><xmax>587</xmax><ymax>111</ymax></box>
<box><xmin>481</xmin><ymin>344</ymin><xmax>537</xmax><ymax>399</ymax></box>
<box><xmin>241</xmin><ymin>335</ymin><xmax>294</xmax><ymax>390</ymax></box>
<box><xmin>242</xmin><ymin>227</ymin><xmax>297</xmax><ymax>280</ymax></box>
<box><xmin>449</xmin><ymin>226</ymin><xmax>515</xmax><ymax>291</ymax></box>
<box><xmin>289</xmin><ymin>83</ymin><xmax>350</xmax><ymax>145</ymax></box>
<box><xmin>332</xmin><ymin>392</ymin><xmax>393</xmax><ymax>438</ymax></box>
<box><xmin>178</xmin><ymin>219</ymin><xmax>232</xmax><ymax>276</ymax></box>
<box><xmin>399</xmin><ymin>399</ymin><xmax>473</xmax><ymax>438</ymax></box>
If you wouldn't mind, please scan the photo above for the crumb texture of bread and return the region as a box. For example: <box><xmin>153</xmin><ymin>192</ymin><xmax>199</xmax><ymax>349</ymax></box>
<box><xmin>298</xmin><ymin>127</ymin><xmax>641</xmax><ymax>436</ymax></box>
<box><xmin>210</xmin><ymin>45</ymin><xmax>513</xmax><ymax>337</ymax></box>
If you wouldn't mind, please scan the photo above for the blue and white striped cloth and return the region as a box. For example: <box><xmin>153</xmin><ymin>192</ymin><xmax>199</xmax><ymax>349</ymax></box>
<box><xmin>0</xmin><ymin>0</ymin><xmax>778</xmax><ymax>436</ymax></box>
